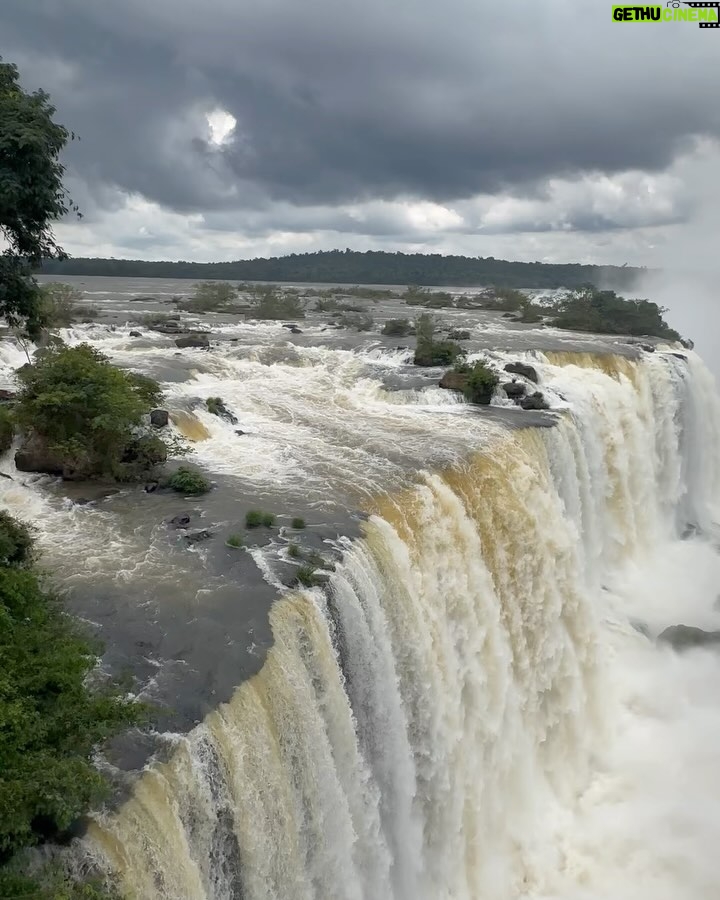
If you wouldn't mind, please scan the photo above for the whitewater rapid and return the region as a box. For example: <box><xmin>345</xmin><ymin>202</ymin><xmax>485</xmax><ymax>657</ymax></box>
<box><xmin>47</xmin><ymin>344</ymin><xmax>717</xmax><ymax>900</ymax></box>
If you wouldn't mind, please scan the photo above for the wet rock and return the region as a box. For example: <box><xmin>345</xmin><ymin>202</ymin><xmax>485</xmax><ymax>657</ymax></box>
<box><xmin>175</xmin><ymin>333</ymin><xmax>210</xmax><ymax>349</ymax></box>
<box><xmin>501</xmin><ymin>312</ymin><xmax>518</xmax><ymax>319</ymax></box>
<box><xmin>153</xmin><ymin>324</ymin><xmax>186</xmax><ymax>335</ymax></box>
<box><xmin>144</xmin><ymin>481</ymin><xmax>159</xmax><ymax>493</ymax></box>
<box><xmin>681</xmin><ymin>338</ymin><xmax>695</xmax><ymax>350</ymax></box>
<box><xmin>129</xmin><ymin>330</ymin><xmax>142</xmax><ymax>337</ymax></box>
<box><xmin>640</xmin><ymin>343</ymin><xmax>655</xmax><ymax>353</ymax></box>
<box><xmin>184</xmin><ymin>528</ymin><xmax>213</xmax><ymax>545</ymax></box>
<box><xmin>658</xmin><ymin>625</ymin><xmax>720</xmax><ymax>651</ymax></box>
<box><xmin>169</xmin><ymin>514</ymin><xmax>192</xmax><ymax>529</ymax></box>
<box><xmin>206</xmin><ymin>397</ymin><xmax>238</xmax><ymax>425</ymax></box>
<box><xmin>130</xmin><ymin>296</ymin><xmax>155</xmax><ymax>302</ymax></box>
<box><xmin>0</xmin><ymin>472</ymin><xmax>12</xmax><ymax>480</ymax></box>
<box><xmin>504</xmin><ymin>361</ymin><xmax>539</xmax><ymax>383</ymax></box>
<box><xmin>235</xmin><ymin>430</ymin><xmax>247</xmax><ymax>436</ymax></box>
<box><xmin>447</xmin><ymin>329</ymin><xmax>471</xmax><ymax>341</ymax></box>
<box><xmin>15</xmin><ymin>436</ymin><xmax>65</xmax><ymax>477</ymax></box>
<box><xmin>150</xmin><ymin>409</ymin><xmax>170</xmax><ymax>428</ymax></box>
<box><xmin>439</xmin><ymin>371</ymin><xmax>468</xmax><ymax>392</ymax></box>
<box><xmin>73</xmin><ymin>497</ymin><xmax>91</xmax><ymax>506</ymax></box>
<box><xmin>519</xmin><ymin>391</ymin><xmax>550</xmax><ymax>411</ymax></box>
<box><xmin>670</xmin><ymin>353</ymin><xmax>687</xmax><ymax>362</ymax></box>
<box><xmin>502</xmin><ymin>381</ymin><xmax>526</xmax><ymax>399</ymax></box>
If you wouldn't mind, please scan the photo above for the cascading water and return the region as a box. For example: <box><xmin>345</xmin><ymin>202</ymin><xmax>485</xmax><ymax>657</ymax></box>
<box><xmin>78</xmin><ymin>349</ymin><xmax>720</xmax><ymax>900</ymax></box>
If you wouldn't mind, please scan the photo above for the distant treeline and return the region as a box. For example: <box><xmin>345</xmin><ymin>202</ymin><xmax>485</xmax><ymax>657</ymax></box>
<box><xmin>39</xmin><ymin>250</ymin><xmax>646</xmax><ymax>290</ymax></box>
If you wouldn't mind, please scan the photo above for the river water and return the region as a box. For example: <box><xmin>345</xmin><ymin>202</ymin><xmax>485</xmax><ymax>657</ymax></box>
<box><xmin>2</xmin><ymin>277</ymin><xmax>719</xmax><ymax>899</ymax></box>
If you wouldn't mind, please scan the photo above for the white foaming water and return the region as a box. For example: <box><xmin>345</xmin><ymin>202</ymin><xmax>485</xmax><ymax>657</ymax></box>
<box><xmin>76</xmin><ymin>348</ymin><xmax>720</xmax><ymax>900</ymax></box>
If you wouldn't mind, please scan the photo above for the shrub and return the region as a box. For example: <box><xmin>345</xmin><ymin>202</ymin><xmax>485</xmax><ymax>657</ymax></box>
<box><xmin>0</xmin><ymin>407</ymin><xmax>13</xmax><ymax>452</ymax></box>
<box><xmin>464</xmin><ymin>360</ymin><xmax>499</xmax><ymax>405</ymax></box>
<box><xmin>0</xmin><ymin>512</ymin><xmax>33</xmax><ymax>566</ymax></box>
<box><xmin>337</xmin><ymin>312</ymin><xmax>374</xmax><ymax>331</ymax></box>
<box><xmin>226</xmin><ymin>533</ymin><xmax>243</xmax><ymax>548</ymax></box>
<box><xmin>547</xmin><ymin>286</ymin><xmax>681</xmax><ymax>340</ymax></box>
<box><xmin>288</xmin><ymin>542</ymin><xmax>301</xmax><ymax>558</ymax></box>
<box><xmin>181</xmin><ymin>281</ymin><xmax>239</xmax><ymax>313</ymax></box>
<box><xmin>262</xmin><ymin>512</ymin><xmax>276</xmax><ymax>527</ymax></box>
<box><xmin>252</xmin><ymin>290</ymin><xmax>305</xmax><ymax>320</ymax></box>
<box><xmin>36</xmin><ymin>282</ymin><xmax>83</xmax><ymax>328</ymax></box>
<box><xmin>15</xmin><ymin>344</ymin><xmax>170</xmax><ymax>481</ymax></box>
<box><xmin>414</xmin><ymin>315</ymin><xmax>464</xmax><ymax>366</ymax></box>
<box><xmin>382</xmin><ymin>319</ymin><xmax>412</xmax><ymax>337</ymax></box>
<box><xmin>0</xmin><ymin>524</ymin><xmax>141</xmax><ymax>860</ymax></box>
<box><xmin>296</xmin><ymin>565</ymin><xmax>319</xmax><ymax>587</ymax></box>
<box><xmin>168</xmin><ymin>466</ymin><xmax>211</xmax><ymax>495</ymax></box>
<box><xmin>245</xmin><ymin>509</ymin><xmax>275</xmax><ymax>528</ymax></box>
<box><xmin>291</xmin><ymin>517</ymin><xmax>306</xmax><ymax>529</ymax></box>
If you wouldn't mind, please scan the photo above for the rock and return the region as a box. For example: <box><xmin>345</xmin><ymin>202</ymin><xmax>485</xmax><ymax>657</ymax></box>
<box><xmin>289</xmin><ymin>327</ymin><xmax>303</xmax><ymax>334</ymax></box>
<box><xmin>184</xmin><ymin>528</ymin><xmax>213</xmax><ymax>545</ymax></box>
<box><xmin>130</xmin><ymin>296</ymin><xmax>155</xmax><ymax>302</ymax></box>
<box><xmin>447</xmin><ymin>329</ymin><xmax>471</xmax><ymax>341</ymax></box>
<box><xmin>519</xmin><ymin>391</ymin><xmax>550</xmax><ymax>411</ymax></box>
<box><xmin>670</xmin><ymin>353</ymin><xmax>687</xmax><ymax>362</ymax></box>
<box><xmin>235</xmin><ymin>430</ymin><xmax>246</xmax><ymax>436</ymax></box>
<box><xmin>0</xmin><ymin>389</ymin><xmax>17</xmax><ymax>402</ymax></box>
<box><xmin>153</xmin><ymin>324</ymin><xmax>186</xmax><ymax>335</ymax></box>
<box><xmin>681</xmin><ymin>338</ymin><xmax>695</xmax><ymax>350</ymax></box>
<box><xmin>206</xmin><ymin>398</ymin><xmax>239</xmax><ymax>425</ymax></box>
<box><xmin>501</xmin><ymin>312</ymin><xmax>518</xmax><ymax>319</ymax></box>
<box><xmin>15</xmin><ymin>436</ymin><xmax>65</xmax><ymax>477</ymax></box>
<box><xmin>439</xmin><ymin>371</ymin><xmax>468</xmax><ymax>392</ymax></box>
<box><xmin>504</xmin><ymin>361</ymin><xmax>539</xmax><ymax>383</ymax></box>
<box><xmin>144</xmin><ymin>482</ymin><xmax>159</xmax><ymax>493</ymax></box>
<box><xmin>73</xmin><ymin>497</ymin><xmax>91</xmax><ymax>506</ymax></box>
<box><xmin>502</xmin><ymin>381</ymin><xmax>526</xmax><ymax>399</ymax></box>
<box><xmin>640</xmin><ymin>343</ymin><xmax>655</xmax><ymax>353</ymax></box>
<box><xmin>175</xmin><ymin>333</ymin><xmax>210</xmax><ymax>349</ymax></box>
<box><xmin>658</xmin><ymin>625</ymin><xmax>720</xmax><ymax>651</ymax></box>
<box><xmin>150</xmin><ymin>409</ymin><xmax>169</xmax><ymax>428</ymax></box>
<box><xmin>129</xmin><ymin>330</ymin><xmax>142</xmax><ymax>337</ymax></box>
<box><xmin>0</xmin><ymin>472</ymin><xmax>12</xmax><ymax>480</ymax></box>
<box><xmin>169</xmin><ymin>514</ymin><xmax>191</xmax><ymax>529</ymax></box>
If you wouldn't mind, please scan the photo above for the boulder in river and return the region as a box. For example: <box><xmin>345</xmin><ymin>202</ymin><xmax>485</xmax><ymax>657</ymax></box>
<box><xmin>658</xmin><ymin>625</ymin><xmax>720</xmax><ymax>651</ymax></box>
<box><xmin>502</xmin><ymin>381</ymin><xmax>526</xmax><ymax>399</ymax></box>
<box><xmin>150</xmin><ymin>409</ymin><xmax>170</xmax><ymax>428</ymax></box>
<box><xmin>15</xmin><ymin>436</ymin><xmax>65</xmax><ymax>477</ymax></box>
<box><xmin>519</xmin><ymin>391</ymin><xmax>550</xmax><ymax>411</ymax></box>
<box><xmin>184</xmin><ymin>528</ymin><xmax>213</xmax><ymax>545</ymax></box>
<box><xmin>175</xmin><ymin>333</ymin><xmax>210</xmax><ymax>349</ymax></box>
<box><xmin>169</xmin><ymin>514</ymin><xmax>192</xmax><ymax>529</ymax></box>
<box><xmin>504</xmin><ymin>361</ymin><xmax>539</xmax><ymax>383</ymax></box>
<box><xmin>439</xmin><ymin>371</ymin><xmax>468</xmax><ymax>392</ymax></box>
<box><xmin>129</xmin><ymin>330</ymin><xmax>142</xmax><ymax>338</ymax></box>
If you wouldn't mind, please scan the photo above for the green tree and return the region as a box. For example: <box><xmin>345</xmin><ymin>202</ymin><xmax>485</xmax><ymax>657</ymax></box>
<box><xmin>37</xmin><ymin>282</ymin><xmax>83</xmax><ymax>328</ymax></box>
<box><xmin>414</xmin><ymin>313</ymin><xmax>463</xmax><ymax>367</ymax></box>
<box><xmin>15</xmin><ymin>344</ymin><xmax>168</xmax><ymax>480</ymax></box>
<box><xmin>181</xmin><ymin>280</ymin><xmax>239</xmax><ymax>313</ymax></box>
<box><xmin>548</xmin><ymin>286</ymin><xmax>680</xmax><ymax>340</ymax></box>
<box><xmin>0</xmin><ymin>59</ymin><xmax>78</xmax><ymax>338</ymax></box>
<box><xmin>464</xmin><ymin>360</ymin><xmax>499</xmax><ymax>405</ymax></box>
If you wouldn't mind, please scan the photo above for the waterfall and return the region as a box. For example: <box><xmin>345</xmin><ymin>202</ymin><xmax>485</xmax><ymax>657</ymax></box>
<box><xmin>84</xmin><ymin>350</ymin><xmax>720</xmax><ymax>900</ymax></box>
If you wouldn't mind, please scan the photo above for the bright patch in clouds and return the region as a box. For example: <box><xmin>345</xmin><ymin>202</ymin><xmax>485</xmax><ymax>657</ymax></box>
<box><xmin>206</xmin><ymin>109</ymin><xmax>236</xmax><ymax>146</ymax></box>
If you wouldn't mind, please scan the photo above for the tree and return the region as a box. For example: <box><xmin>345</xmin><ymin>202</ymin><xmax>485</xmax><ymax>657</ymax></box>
<box><xmin>181</xmin><ymin>280</ymin><xmax>239</xmax><ymax>313</ymax></box>
<box><xmin>464</xmin><ymin>360</ymin><xmax>499</xmax><ymax>405</ymax></box>
<box><xmin>37</xmin><ymin>281</ymin><xmax>83</xmax><ymax>328</ymax></box>
<box><xmin>0</xmin><ymin>514</ymin><xmax>139</xmax><ymax>895</ymax></box>
<box><xmin>548</xmin><ymin>286</ymin><xmax>681</xmax><ymax>340</ymax></box>
<box><xmin>414</xmin><ymin>313</ymin><xmax>464</xmax><ymax>367</ymax></box>
<box><xmin>0</xmin><ymin>59</ymin><xmax>78</xmax><ymax>338</ymax></box>
<box><xmin>15</xmin><ymin>344</ymin><xmax>169</xmax><ymax>480</ymax></box>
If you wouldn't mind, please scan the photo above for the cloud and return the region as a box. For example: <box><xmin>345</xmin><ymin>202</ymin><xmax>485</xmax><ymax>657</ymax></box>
<box><xmin>2</xmin><ymin>0</ymin><xmax>718</xmax><ymax>269</ymax></box>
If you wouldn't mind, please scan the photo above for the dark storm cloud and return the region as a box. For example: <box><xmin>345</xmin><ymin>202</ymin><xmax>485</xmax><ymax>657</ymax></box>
<box><xmin>2</xmin><ymin>0</ymin><xmax>718</xmax><ymax>219</ymax></box>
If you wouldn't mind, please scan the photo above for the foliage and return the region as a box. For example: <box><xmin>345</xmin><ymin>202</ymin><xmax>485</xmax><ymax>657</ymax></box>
<box><xmin>252</xmin><ymin>289</ymin><xmax>305</xmax><ymax>320</ymax></box>
<box><xmin>0</xmin><ymin>59</ymin><xmax>79</xmax><ymax>339</ymax></box>
<box><xmin>295</xmin><ymin>565</ymin><xmax>319</xmax><ymax>588</ymax></box>
<box><xmin>245</xmin><ymin>510</ymin><xmax>275</xmax><ymax>528</ymax></box>
<box><xmin>338</xmin><ymin>312</ymin><xmax>374</xmax><ymax>331</ymax></box>
<box><xmin>15</xmin><ymin>344</ymin><xmax>169</xmax><ymax>481</ymax></box>
<box><xmin>39</xmin><ymin>250</ymin><xmax>646</xmax><ymax>292</ymax></box>
<box><xmin>315</xmin><ymin>297</ymin><xmax>364</xmax><ymax>313</ymax></box>
<box><xmin>36</xmin><ymin>282</ymin><xmax>84</xmax><ymax>329</ymax></box>
<box><xmin>180</xmin><ymin>281</ymin><xmax>239</xmax><ymax>313</ymax></box>
<box><xmin>0</xmin><ymin>548</ymin><xmax>141</xmax><ymax>860</ymax></box>
<box><xmin>0</xmin><ymin>406</ymin><xmax>13</xmax><ymax>452</ymax></box>
<box><xmin>0</xmin><ymin>512</ymin><xmax>33</xmax><ymax>566</ymax></box>
<box><xmin>404</xmin><ymin>286</ymin><xmax>454</xmax><ymax>308</ymax></box>
<box><xmin>0</xmin><ymin>863</ymin><xmax>122</xmax><ymax>899</ymax></box>
<box><xmin>381</xmin><ymin>319</ymin><xmax>412</xmax><ymax>337</ymax></box>
<box><xmin>226</xmin><ymin>533</ymin><xmax>243</xmax><ymax>548</ymax></box>
<box><xmin>287</xmin><ymin>543</ymin><xmax>301</xmax><ymax>558</ymax></box>
<box><xmin>463</xmin><ymin>360</ymin><xmax>499</xmax><ymax>405</ymax></box>
<box><xmin>447</xmin><ymin>329</ymin><xmax>471</xmax><ymax>340</ymax></box>
<box><xmin>291</xmin><ymin>517</ymin><xmax>306</xmax><ymax>529</ymax></box>
<box><xmin>167</xmin><ymin>466</ymin><xmax>210</xmax><ymax>495</ymax></box>
<box><xmin>546</xmin><ymin>286</ymin><xmax>681</xmax><ymax>340</ymax></box>
<box><xmin>482</xmin><ymin>287</ymin><xmax>529</xmax><ymax>312</ymax></box>
<box><xmin>414</xmin><ymin>314</ymin><xmax>464</xmax><ymax>367</ymax></box>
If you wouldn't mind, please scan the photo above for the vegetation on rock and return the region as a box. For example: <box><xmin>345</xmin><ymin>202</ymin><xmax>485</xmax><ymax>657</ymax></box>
<box><xmin>546</xmin><ymin>287</ymin><xmax>681</xmax><ymax>340</ymax></box>
<box><xmin>226</xmin><ymin>533</ymin><xmax>244</xmax><ymax>549</ymax></box>
<box><xmin>252</xmin><ymin>288</ymin><xmax>305</xmax><ymax>320</ymax></box>
<box><xmin>381</xmin><ymin>319</ymin><xmax>413</xmax><ymax>337</ymax></box>
<box><xmin>414</xmin><ymin>314</ymin><xmax>464</xmax><ymax>367</ymax></box>
<box><xmin>36</xmin><ymin>282</ymin><xmax>86</xmax><ymax>329</ymax></box>
<box><xmin>180</xmin><ymin>281</ymin><xmax>239</xmax><ymax>313</ymax></box>
<box><xmin>167</xmin><ymin>466</ymin><xmax>211</xmax><ymax>495</ymax></box>
<box><xmin>463</xmin><ymin>360</ymin><xmax>499</xmax><ymax>405</ymax></box>
<box><xmin>14</xmin><ymin>344</ymin><xmax>170</xmax><ymax>481</ymax></box>
<box><xmin>245</xmin><ymin>510</ymin><xmax>276</xmax><ymax>528</ymax></box>
<box><xmin>291</xmin><ymin>517</ymin><xmax>306</xmax><ymax>530</ymax></box>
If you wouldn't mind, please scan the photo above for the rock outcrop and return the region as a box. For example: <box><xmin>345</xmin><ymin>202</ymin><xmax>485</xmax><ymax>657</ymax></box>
<box><xmin>519</xmin><ymin>391</ymin><xmax>550</xmax><ymax>411</ymax></box>
<box><xmin>658</xmin><ymin>625</ymin><xmax>720</xmax><ymax>651</ymax></box>
<box><xmin>502</xmin><ymin>381</ymin><xmax>526</xmax><ymax>399</ymax></box>
<box><xmin>439</xmin><ymin>371</ymin><xmax>468</xmax><ymax>392</ymax></box>
<box><xmin>150</xmin><ymin>409</ymin><xmax>170</xmax><ymax>428</ymax></box>
<box><xmin>175</xmin><ymin>333</ymin><xmax>210</xmax><ymax>349</ymax></box>
<box><xmin>504</xmin><ymin>361</ymin><xmax>539</xmax><ymax>383</ymax></box>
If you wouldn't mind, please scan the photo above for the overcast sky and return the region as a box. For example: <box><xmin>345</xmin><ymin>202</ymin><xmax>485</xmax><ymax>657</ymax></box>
<box><xmin>3</xmin><ymin>1</ymin><xmax>719</xmax><ymax>276</ymax></box>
